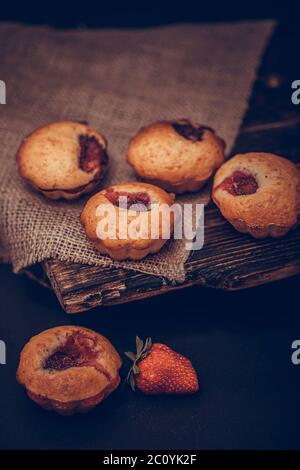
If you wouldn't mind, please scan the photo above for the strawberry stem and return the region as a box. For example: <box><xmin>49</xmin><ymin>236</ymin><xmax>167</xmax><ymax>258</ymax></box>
<box><xmin>125</xmin><ymin>336</ymin><xmax>152</xmax><ymax>391</ymax></box>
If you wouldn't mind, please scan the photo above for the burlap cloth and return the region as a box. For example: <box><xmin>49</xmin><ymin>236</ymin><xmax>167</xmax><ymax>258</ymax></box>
<box><xmin>0</xmin><ymin>21</ymin><xmax>275</xmax><ymax>282</ymax></box>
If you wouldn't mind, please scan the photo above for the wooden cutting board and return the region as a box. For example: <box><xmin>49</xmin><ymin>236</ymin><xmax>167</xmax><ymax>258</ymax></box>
<box><xmin>25</xmin><ymin>21</ymin><xmax>300</xmax><ymax>313</ymax></box>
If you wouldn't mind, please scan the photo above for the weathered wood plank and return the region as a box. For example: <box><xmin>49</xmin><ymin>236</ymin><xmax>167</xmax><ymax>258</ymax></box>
<box><xmin>34</xmin><ymin>22</ymin><xmax>300</xmax><ymax>312</ymax></box>
<box><xmin>42</xmin><ymin>199</ymin><xmax>300</xmax><ymax>312</ymax></box>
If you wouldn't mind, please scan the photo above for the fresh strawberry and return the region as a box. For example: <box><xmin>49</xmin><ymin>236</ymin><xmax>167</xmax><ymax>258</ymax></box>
<box><xmin>125</xmin><ymin>337</ymin><xmax>199</xmax><ymax>394</ymax></box>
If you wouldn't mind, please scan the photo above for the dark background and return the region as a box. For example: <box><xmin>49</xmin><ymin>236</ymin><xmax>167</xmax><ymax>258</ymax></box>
<box><xmin>0</xmin><ymin>0</ymin><xmax>300</xmax><ymax>27</ymax></box>
<box><xmin>0</xmin><ymin>0</ymin><xmax>300</xmax><ymax>451</ymax></box>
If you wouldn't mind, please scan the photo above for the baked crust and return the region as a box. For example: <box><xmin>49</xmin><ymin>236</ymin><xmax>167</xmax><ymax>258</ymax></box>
<box><xmin>212</xmin><ymin>152</ymin><xmax>300</xmax><ymax>238</ymax></box>
<box><xmin>127</xmin><ymin>119</ymin><xmax>225</xmax><ymax>194</ymax></box>
<box><xmin>17</xmin><ymin>121</ymin><xmax>108</xmax><ymax>200</ymax></box>
<box><xmin>80</xmin><ymin>182</ymin><xmax>175</xmax><ymax>260</ymax></box>
<box><xmin>16</xmin><ymin>326</ymin><xmax>121</xmax><ymax>415</ymax></box>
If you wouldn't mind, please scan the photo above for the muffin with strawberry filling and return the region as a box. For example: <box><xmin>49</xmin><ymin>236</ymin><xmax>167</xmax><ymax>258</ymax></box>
<box><xmin>81</xmin><ymin>182</ymin><xmax>175</xmax><ymax>260</ymax></box>
<box><xmin>127</xmin><ymin>119</ymin><xmax>225</xmax><ymax>194</ymax></box>
<box><xmin>17</xmin><ymin>121</ymin><xmax>108</xmax><ymax>200</ymax></box>
<box><xmin>17</xmin><ymin>326</ymin><xmax>121</xmax><ymax>415</ymax></box>
<box><xmin>212</xmin><ymin>152</ymin><xmax>300</xmax><ymax>238</ymax></box>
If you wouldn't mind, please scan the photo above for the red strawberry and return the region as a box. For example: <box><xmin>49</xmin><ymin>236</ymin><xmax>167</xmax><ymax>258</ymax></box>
<box><xmin>125</xmin><ymin>337</ymin><xmax>199</xmax><ymax>394</ymax></box>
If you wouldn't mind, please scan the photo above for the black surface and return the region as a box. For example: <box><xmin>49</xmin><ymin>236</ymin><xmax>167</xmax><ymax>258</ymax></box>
<box><xmin>0</xmin><ymin>263</ymin><xmax>300</xmax><ymax>450</ymax></box>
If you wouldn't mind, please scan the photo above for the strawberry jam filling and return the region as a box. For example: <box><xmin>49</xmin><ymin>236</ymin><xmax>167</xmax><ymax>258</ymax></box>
<box><xmin>43</xmin><ymin>332</ymin><xmax>98</xmax><ymax>371</ymax></box>
<box><xmin>172</xmin><ymin>121</ymin><xmax>213</xmax><ymax>142</ymax></box>
<box><xmin>105</xmin><ymin>188</ymin><xmax>151</xmax><ymax>211</ymax></box>
<box><xmin>79</xmin><ymin>135</ymin><xmax>108</xmax><ymax>173</ymax></box>
<box><xmin>217</xmin><ymin>170</ymin><xmax>258</xmax><ymax>196</ymax></box>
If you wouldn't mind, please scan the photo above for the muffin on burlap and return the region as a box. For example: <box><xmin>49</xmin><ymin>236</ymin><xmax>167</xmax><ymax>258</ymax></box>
<box><xmin>17</xmin><ymin>121</ymin><xmax>108</xmax><ymax>200</ymax></box>
<box><xmin>212</xmin><ymin>152</ymin><xmax>300</xmax><ymax>238</ymax></box>
<box><xmin>127</xmin><ymin>119</ymin><xmax>225</xmax><ymax>194</ymax></box>
<box><xmin>81</xmin><ymin>182</ymin><xmax>175</xmax><ymax>261</ymax></box>
<box><xmin>17</xmin><ymin>326</ymin><xmax>122</xmax><ymax>415</ymax></box>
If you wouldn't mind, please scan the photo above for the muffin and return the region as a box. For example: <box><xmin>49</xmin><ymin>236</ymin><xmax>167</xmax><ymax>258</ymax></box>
<box><xmin>17</xmin><ymin>121</ymin><xmax>108</xmax><ymax>200</ymax></box>
<box><xmin>81</xmin><ymin>182</ymin><xmax>175</xmax><ymax>260</ymax></box>
<box><xmin>212</xmin><ymin>152</ymin><xmax>300</xmax><ymax>238</ymax></box>
<box><xmin>127</xmin><ymin>119</ymin><xmax>225</xmax><ymax>194</ymax></box>
<box><xmin>17</xmin><ymin>326</ymin><xmax>121</xmax><ymax>415</ymax></box>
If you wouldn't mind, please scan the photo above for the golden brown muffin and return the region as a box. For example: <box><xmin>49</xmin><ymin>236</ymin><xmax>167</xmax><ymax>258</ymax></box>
<box><xmin>17</xmin><ymin>121</ymin><xmax>108</xmax><ymax>200</ymax></box>
<box><xmin>17</xmin><ymin>326</ymin><xmax>121</xmax><ymax>415</ymax></box>
<box><xmin>127</xmin><ymin>119</ymin><xmax>225</xmax><ymax>194</ymax></box>
<box><xmin>212</xmin><ymin>152</ymin><xmax>300</xmax><ymax>238</ymax></box>
<box><xmin>81</xmin><ymin>182</ymin><xmax>175</xmax><ymax>260</ymax></box>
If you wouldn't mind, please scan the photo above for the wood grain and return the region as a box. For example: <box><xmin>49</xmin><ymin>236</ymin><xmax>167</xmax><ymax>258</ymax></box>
<box><xmin>31</xmin><ymin>22</ymin><xmax>300</xmax><ymax>313</ymax></box>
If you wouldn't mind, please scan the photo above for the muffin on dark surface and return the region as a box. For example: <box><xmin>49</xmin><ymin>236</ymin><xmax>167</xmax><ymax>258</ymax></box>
<box><xmin>17</xmin><ymin>326</ymin><xmax>122</xmax><ymax>415</ymax></box>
